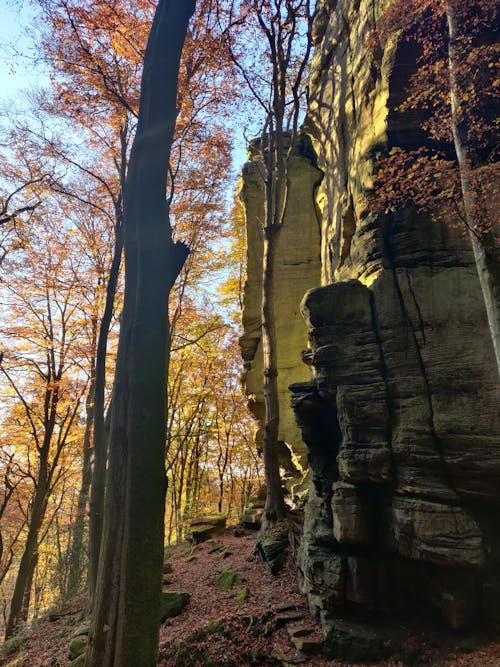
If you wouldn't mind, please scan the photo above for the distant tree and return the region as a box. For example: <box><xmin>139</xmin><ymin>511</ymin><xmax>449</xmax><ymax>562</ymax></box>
<box><xmin>85</xmin><ymin>1</ymin><xmax>196</xmax><ymax>665</ymax></box>
<box><xmin>224</xmin><ymin>0</ymin><xmax>312</xmax><ymax>524</ymax></box>
<box><xmin>0</xmin><ymin>151</ymin><xmax>46</xmax><ymax>266</ymax></box>
<box><xmin>372</xmin><ymin>0</ymin><xmax>499</xmax><ymax>374</ymax></box>
<box><xmin>1</xmin><ymin>223</ymin><xmax>89</xmax><ymax>638</ymax></box>
<box><xmin>0</xmin><ymin>452</ymin><xmax>29</xmax><ymax>593</ymax></box>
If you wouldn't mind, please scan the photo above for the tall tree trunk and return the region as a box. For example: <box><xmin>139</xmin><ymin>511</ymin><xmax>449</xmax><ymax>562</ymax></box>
<box><xmin>446</xmin><ymin>1</ymin><xmax>500</xmax><ymax>377</ymax></box>
<box><xmin>20</xmin><ymin>553</ymin><xmax>37</xmax><ymax>624</ymax></box>
<box><xmin>86</xmin><ymin>2</ymin><xmax>194</xmax><ymax>665</ymax></box>
<box><xmin>261</xmin><ymin>223</ymin><xmax>286</xmax><ymax>524</ymax></box>
<box><xmin>67</xmin><ymin>364</ymin><xmax>95</xmax><ymax>599</ymax></box>
<box><xmin>5</xmin><ymin>464</ymin><xmax>48</xmax><ymax>639</ymax></box>
<box><xmin>259</xmin><ymin>123</ymin><xmax>288</xmax><ymax>526</ymax></box>
<box><xmin>88</xmin><ymin>221</ymin><xmax>124</xmax><ymax>605</ymax></box>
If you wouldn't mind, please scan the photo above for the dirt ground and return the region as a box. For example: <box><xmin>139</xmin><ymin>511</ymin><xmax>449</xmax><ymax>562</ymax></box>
<box><xmin>2</xmin><ymin>529</ymin><xmax>500</xmax><ymax>666</ymax></box>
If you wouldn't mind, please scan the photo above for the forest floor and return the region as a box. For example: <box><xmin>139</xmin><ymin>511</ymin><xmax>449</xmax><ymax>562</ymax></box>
<box><xmin>1</xmin><ymin>529</ymin><xmax>500</xmax><ymax>667</ymax></box>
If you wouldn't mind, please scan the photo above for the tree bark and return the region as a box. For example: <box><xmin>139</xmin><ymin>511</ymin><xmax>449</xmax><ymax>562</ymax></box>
<box><xmin>261</xmin><ymin>223</ymin><xmax>286</xmax><ymax>523</ymax></box>
<box><xmin>5</xmin><ymin>462</ymin><xmax>48</xmax><ymax>639</ymax></box>
<box><xmin>67</xmin><ymin>365</ymin><xmax>95</xmax><ymax>599</ymax></box>
<box><xmin>446</xmin><ymin>1</ymin><xmax>500</xmax><ymax>377</ymax></box>
<box><xmin>20</xmin><ymin>553</ymin><xmax>37</xmax><ymax>623</ymax></box>
<box><xmin>86</xmin><ymin>2</ymin><xmax>194</xmax><ymax>665</ymax></box>
<box><xmin>259</xmin><ymin>120</ymin><xmax>288</xmax><ymax>526</ymax></box>
<box><xmin>88</xmin><ymin>219</ymin><xmax>123</xmax><ymax>606</ymax></box>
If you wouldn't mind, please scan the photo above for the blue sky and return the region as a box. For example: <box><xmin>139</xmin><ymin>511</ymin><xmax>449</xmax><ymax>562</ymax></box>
<box><xmin>0</xmin><ymin>1</ymin><xmax>248</xmax><ymax>173</ymax></box>
<box><xmin>0</xmin><ymin>0</ymin><xmax>41</xmax><ymax>99</ymax></box>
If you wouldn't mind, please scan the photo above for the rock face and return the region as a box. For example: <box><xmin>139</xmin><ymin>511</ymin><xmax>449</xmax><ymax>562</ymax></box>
<box><xmin>288</xmin><ymin>0</ymin><xmax>500</xmax><ymax>646</ymax></box>
<box><xmin>238</xmin><ymin>135</ymin><xmax>322</xmax><ymax>500</ymax></box>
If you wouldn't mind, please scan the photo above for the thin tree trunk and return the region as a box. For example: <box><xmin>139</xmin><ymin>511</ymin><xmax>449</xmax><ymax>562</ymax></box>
<box><xmin>446</xmin><ymin>1</ymin><xmax>500</xmax><ymax>377</ymax></box>
<box><xmin>88</xmin><ymin>221</ymin><xmax>124</xmax><ymax>605</ymax></box>
<box><xmin>260</xmin><ymin>122</ymin><xmax>286</xmax><ymax>525</ymax></box>
<box><xmin>86</xmin><ymin>2</ymin><xmax>194</xmax><ymax>665</ymax></box>
<box><xmin>67</xmin><ymin>365</ymin><xmax>95</xmax><ymax>598</ymax></box>
<box><xmin>261</xmin><ymin>222</ymin><xmax>286</xmax><ymax>524</ymax></box>
<box><xmin>20</xmin><ymin>553</ymin><xmax>37</xmax><ymax>624</ymax></box>
<box><xmin>5</xmin><ymin>464</ymin><xmax>48</xmax><ymax>639</ymax></box>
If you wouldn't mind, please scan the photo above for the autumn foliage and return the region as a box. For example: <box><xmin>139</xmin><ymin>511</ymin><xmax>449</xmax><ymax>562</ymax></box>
<box><xmin>0</xmin><ymin>0</ymin><xmax>261</xmax><ymax>640</ymax></box>
<box><xmin>370</xmin><ymin>0</ymin><xmax>498</xmax><ymax>243</ymax></box>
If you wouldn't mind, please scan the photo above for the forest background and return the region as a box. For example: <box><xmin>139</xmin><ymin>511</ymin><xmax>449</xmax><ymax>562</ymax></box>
<box><xmin>0</xmin><ymin>0</ymin><xmax>270</xmax><ymax>636</ymax></box>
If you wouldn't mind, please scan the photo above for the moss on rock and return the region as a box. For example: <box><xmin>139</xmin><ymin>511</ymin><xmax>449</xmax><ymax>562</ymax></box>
<box><xmin>216</xmin><ymin>567</ymin><xmax>242</xmax><ymax>590</ymax></box>
<box><xmin>69</xmin><ymin>634</ymin><xmax>88</xmax><ymax>660</ymax></box>
<box><xmin>160</xmin><ymin>591</ymin><xmax>190</xmax><ymax>622</ymax></box>
<box><xmin>236</xmin><ymin>586</ymin><xmax>250</xmax><ymax>605</ymax></box>
<box><xmin>257</xmin><ymin>529</ymin><xmax>289</xmax><ymax>575</ymax></box>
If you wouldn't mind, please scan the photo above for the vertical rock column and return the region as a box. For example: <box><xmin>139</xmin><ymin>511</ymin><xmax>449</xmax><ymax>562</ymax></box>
<box><xmin>238</xmin><ymin>135</ymin><xmax>323</xmax><ymax>502</ymax></box>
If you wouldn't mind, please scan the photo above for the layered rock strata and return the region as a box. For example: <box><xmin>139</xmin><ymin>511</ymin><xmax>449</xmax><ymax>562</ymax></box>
<box><xmin>291</xmin><ymin>0</ymin><xmax>500</xmax><ymax>651</ymax></box>
<box><xmin>238</xmin><ymin>136</ymin><xmax>322</xmax><ymax>501</ymax></box>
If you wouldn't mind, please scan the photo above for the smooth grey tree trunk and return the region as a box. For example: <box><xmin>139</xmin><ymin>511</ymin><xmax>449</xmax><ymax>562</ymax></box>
<box><xmin>88</xmin><ymin>219</ymin><xmax>123</xmax><ymax>606</ymax></box>
<box><xmin>261</xmin><ymin>222</ymin><xmax>286</xmax><ymax>523</ymax></box>
<box><xmin>86</xmin><ymin>2</ymin><xmax>194</xmax><ymax>665</ymax></box>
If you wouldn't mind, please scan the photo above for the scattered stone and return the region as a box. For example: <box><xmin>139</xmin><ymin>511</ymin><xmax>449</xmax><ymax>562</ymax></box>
<box><xmin>286</xmin><ymin>625</ymin><xmax>313</xmax><ymax>639</ymax></box>
<box><xmin>207</xmin><ymin>619</ymin><xmax>222</xmax><ymax>634</ymax></box>
<box><xmin>240</xmin><ymin>507</ymin><xmax>264</xmax><ymax>530</ymax></box>
<box><xmin>233</xmin><ymin>527</ymin><xmax>248</xmax><ymax>537</ymax></box>
<box><xmin>216</xmin><ymin>566</ymin><xmax>242</xmax><ymax>590</ymax></box>
<box><xmin>275</xmin><ymin>604</ymin><xmax>300</xmax><ymax>614</ymax></box>
<box><xmin>257</xmin><ymin>529</ymin><xmax>289</xmax><ymax>574</ymax></box>
<box><xmin>222</xmin><ymin>548</ymin><xmax>233</xmax><ymax>558</ymax></box>
<box><xmin>290</xmin><ymin>635</ymin><xmax>324</xmax><ymax>654</ymax></box>
<box><xmin>71</xmin><ymin>621</ymin><xmax>90</xmax><ymax>638</ymax></box>
<box><xmin>69</xmin><ymin>634</ymin><xmax>88</xmax><ymax>660</ymax></box>
<box><xmin>69</xmin><ymin>655</ymin><xmax>86</xmax><ymax>667</ymax></box>
<box><xmin>236</xmin><ymin>586</ymin><xmax>250</xmax><ymax>605</ymax></box>
<box><xmin>160</xmin><ymin>591</ymin><xmax>190</xmax><ymax>622</ymax></box>
<box><xmin>271</xmin><ymin>651</ymin><xmax>307</xmax><ymax>666</ymax></box>
<box><xmin>275</xmin><ymin>613</ymin><xmax>305</xmax><ymax>629</ymax></box>
<box><xmin>324</xmin><ymin>619</ymin><xmax>385</xmax><ymax>662</ymax></box>
<box><xmin>185</xmin><ymin>555</ymin><xmax>197</xmax><ymax>563</ymax></box>
<box><xmin>249</xmin><ymin>647</ymin><xmax>266</xmax><ymax>664</ymax></box>
<box><xmin>187</xmin><ymin>514</ymin><xmax>226</xmax><ymax>543</ymax></box>
<box><xmin>207</xmin><ymin>539</ymin><xmax>223</xmax><ymax>553</ymax></box>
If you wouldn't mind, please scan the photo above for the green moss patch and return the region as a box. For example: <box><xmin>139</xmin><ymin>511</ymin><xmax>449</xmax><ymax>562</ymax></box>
<box><xmin>216</xmin><ymin>567</ymin><xmax>242</xmax><ymax>590</ymax></box>
<box><xmin>160</xmin><ymin>591</ymin><xmax>190</xmax><ymax>622</ymax></box>
<box><xmin>236</xmin><ymin>586</ymin><xmax>250</xmax><ymax>605</ymax></box>
<box><xmin>69</xmin><ymin>634</ymin><xmax>88</xmax><ymax>660</ymax></box>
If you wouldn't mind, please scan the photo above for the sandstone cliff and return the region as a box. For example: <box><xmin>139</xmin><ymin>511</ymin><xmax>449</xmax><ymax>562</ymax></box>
<box><xmin>238</xmin><ymin>136</ymin><xmax>322</xmax><ymax>500</ymax></box>
<box><xmin>289</xmin><ymin>0</ymin><xmax>500</xmax><ymax>655</ymax></box>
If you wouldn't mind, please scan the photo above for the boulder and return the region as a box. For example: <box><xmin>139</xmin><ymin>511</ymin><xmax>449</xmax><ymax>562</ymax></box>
<box><xmin>236</xmin><ymin>586</ymin><xmax>250</xmax><ymax>605</ymax></box>
<box><xmin>187</xmin><ymin>514</ymin><xmax>226</xmax><ymax>543</ymax></box>
<box><xmin>69</xmin><ymin>635</ymin><xmax>88</xmax><ymax>660</ymax></box>
<box><xmin>324</xmin><ymin>619</ymin><xmax>385</xmax><ymax>662</ymax></box>
<box><xmin>216</xmin><ymin>567</ymin><xmax>242</xmax><ymax>590</ymax></box>
<box><xmin>257</xmin><ymin>529</ymin><xmax>289</xmax><ymax>575</ymax></box>
<box><xmin>160</xmin><ymin>591</ymin><xmax>190</xmax><ymax>622</ymax></box>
